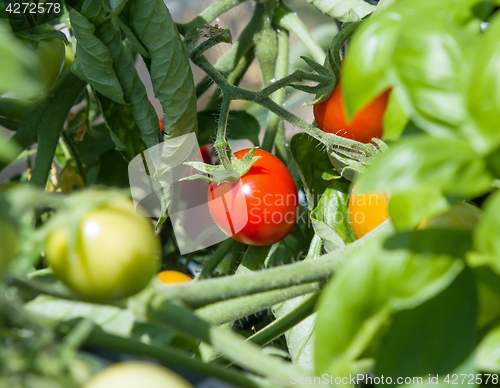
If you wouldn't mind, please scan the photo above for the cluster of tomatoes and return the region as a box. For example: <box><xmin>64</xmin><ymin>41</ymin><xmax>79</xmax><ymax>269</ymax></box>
<box><xmin>39</xmin><ymin>79</ymin><xmax>391</xmax><ymax>305</ymax></box>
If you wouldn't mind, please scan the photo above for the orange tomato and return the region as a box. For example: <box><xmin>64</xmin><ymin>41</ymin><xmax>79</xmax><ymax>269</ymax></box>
<box><xmin>313</xmin><ymin>82</ymin><xmax>391</xmax><ymax>143</ymax></box>
<box><xmin>348</xmin><ymin>182</ymin><xmax>389</xmax><ymax>239</ymax></box>
<box><xmin>158</xmin><ymin>270</ymin><xmax>192</xmax><ymax>284</ymax></box>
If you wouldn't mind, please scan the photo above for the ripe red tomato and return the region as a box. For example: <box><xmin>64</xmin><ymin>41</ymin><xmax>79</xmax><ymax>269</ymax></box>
<box><xmin>157</xmin><ymin>270</ymin><xmax>192</xmax><ymax>284</ymax></box>
<box><xmin>200</xmin><ymin>145</ymin><xmax>213</xmax><ymax>165</ymax></box>
<box><xmin>313</xmin><ymin>82</ymin><xmax>391</xmax><ymax>143</ymax></box>
<box><xmin>348</xmin><ymin>181</ymin><xmax>389</xmax><ymax>239</ymax></box>
<box><xmin>208</xmin><ymin>149</ymin><xmax>298</xmax><ymax>246</ymax></box>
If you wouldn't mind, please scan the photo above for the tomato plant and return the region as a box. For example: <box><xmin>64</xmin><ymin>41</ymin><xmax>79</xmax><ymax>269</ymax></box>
<box><xmin>157</xmin><ymin>270</ymin><xmax>192</xmax><ymax>284</ymax></box>
<box><xmin>84</xmin><ymin>362</ymin><xmax>194</xmax><ymax>388</ymax></box>
<box><xmin>2</xmin><ymin>0</ymin><xmax>500</xmax><ymax>386</ymax></box>
<box><xmin>208</xmin><ymin>149</ymin><xmax>298</xmax><ymax>246</ymax></box>
<box><xmin>45</xmin><ymin>198</ymin><xmax>160</xmax><ymax>301</ymax></box>
<box><xmin>18</xmin><ymin>26</ymin><xmax>65</xmax><ymax>89</ymax></box>
<box><xmin>348</xmin><ymin>181</ymin><xmax>389</xmax><ymax>239</ymax></box>
<box><xmin>313</xmin><ymin>82</ymin><xmax>391</xmax><ymax>143</ymax></box>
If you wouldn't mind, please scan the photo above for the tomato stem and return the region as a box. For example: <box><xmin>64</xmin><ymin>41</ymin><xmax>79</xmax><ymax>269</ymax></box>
<box><xmin>195</xmin><ymin>282</ymin><xmax>320</xmax><ymax>325</ymax></box>
<box><xmin>262</xmin><ymin>29</ymin><xmax>289</xmax><ymax>152</ymax></box>
<box><xmin>159</xmin><ymin>220</ymin><xmax>394</xmax><ymax>308</ymax></box>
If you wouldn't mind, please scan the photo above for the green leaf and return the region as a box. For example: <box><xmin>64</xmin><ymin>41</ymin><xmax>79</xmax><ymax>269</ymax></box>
<box><xmin>0</xmin><ymin>22</ymin><xmax>44</xmax><ymax>96</ymax></box>
<box><xmin>315</xmin><ymin>230</ymin><xmax>465</xmax><ymax>380</ymax></box>
<box><xmin>391</xmin><ymin>16</ymin><xmax>471</xmax><ymax>139</ymax></box>
<box><xmin>358</xmin><ymin>135</ymin><xmax>492</xmax><ymax>228</ymax></box>
<box><xmin>197</xmin><ymin>110</ymin><xmax>260</xmax><ymax>147</ymax></box>
<box><xmin>26</xmin><ymin>295</ymin><xmax>136</xmax><ymax>336</ymax></box>
<box><xmin>290</xmin><ymin>133</ymin><xmax>332</xmax><ymax>210</ymax></box>
<box><xmin>25</xmin><ymin>295</ymin><xmax>195</xmax><ymax>351</ymax></box>
<box><xmin>69</xmin><ymin>10</ymin><xmax>125</xmax><ymax>103</ymax></box>
<box><xmin>402</xmin><ymin>355</ymin><xmax>478</xmax><ymax>387</ymax></box>
<box><xmin>0</xmin><ymin>131</ymin><xmax>20</xmax><ymax>163</ymax></box>
<box><xmin>128</xmin><ymin>0</ymin><xmax>198</xmax><ymax>137</ymax></box>
<box><xmin>73</xmin><ymin>123</ymin><xmax>116</xmax><ymax>174</ymax></box>
<box><xmin>95</xmin><ymin>18</ymin><xmax>160</xmax><ymax>148</ymax></box>
<box><xmin>382</xmin><ymin>92</ymin><xmax>409</xmax><ymax>142</ymax></box>
<box><xmin>473</xmin><ymin>266</ymin><xmax>500</xmax><ymax>329</ymax></box>
<box><xmin>475</xmin><ymin>324</ymin><xmax>500</xmax><ymax>372</ymax></box>
<box><xmin>274</xmin><ymin>295</ymin><xmax>316</xmax><ymax>370</ymax></box>
<box><xmin>342</xmin><ymin>9</ymin><xmax>401</xmax><ymax>119</ymax></box>
<box><xmin>253</xmin><ymin>2</ymin><xmax>278</xmax><ymax>86</ymax></box>
<box><xmin>469</xmin><ymin>191</ymin><xmax>500</xmax><ymax>276</ymax></box>
<box><xmin>467</xmin><ymin>14</ymin><xmax>500</xmax><ymax>154</ymax></box>
<box><xmin>375</xmin><ymin>268</ymin><xmax>477</xmax><ymax>379</ymax></box>
<box><xmin>306</xmin><ymin>0</ymin><xmax>375</xmax><ymax>22</ymax></box>
<box><xmin>95</xmin><ymin>92</ymin><xmax>147</xmax><ymax>162</ymax></box>
<box><xmin>310</xmin><ymin>179</ymin><xmax>355</xmax><ymax>252</ymax></box>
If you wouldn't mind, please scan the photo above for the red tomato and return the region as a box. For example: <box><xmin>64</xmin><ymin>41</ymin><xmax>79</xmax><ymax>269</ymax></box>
<box><xmin>313</xmin><ymin>83</ymin><xmax>391</xmax><ymax>143</ymax></box>
<box><xmin>348</xmin><ymin>182</ymin><xmax>389</xmax><ymax>239</ymax></box>
<box><xmin>200</xmin><ymin>145</ymin><xmax>212</xmax><ymax>165</ymax></box>
<box><xmin>208</xmin><ymin>149</ymin><xmax>298</xmax><ymax>246</ymax></box>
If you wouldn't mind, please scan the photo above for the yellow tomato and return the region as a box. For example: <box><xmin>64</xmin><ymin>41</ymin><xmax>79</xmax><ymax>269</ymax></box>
<box><xmin>348</xmin><ymin>182</ymin><xmax>389</xmax><ymax>239</ymax></box>
<box><xmin>158</xmin><ymin>270</ymin><xmax>192</xmax><ymax>284</ymax></box>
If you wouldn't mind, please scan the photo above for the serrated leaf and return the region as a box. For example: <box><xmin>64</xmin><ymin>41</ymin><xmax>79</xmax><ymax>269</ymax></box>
<box><xmin>253</xmin><ymin>2</ymin><xmax>278</xmax><ymax>86</ymax></box>
<box><xmin>95</xmin><ymin>18</ymin><xmax>160</xmax><ymax>148</ymax></box>
<box><xmin>69</xmin><ymin>9</ymin><xmax>125</xmax><ymax>103</ymax></box>
<box><xmin>310</xmin><ymin>179</ymin><xmax>355</xmax><ymax>252</ymax></box>
<box><xmin>307</xmin><ymin>0</ymin><xmax>375</xmax><ymax>22</ymax></box>
<box><xmin>95</xmin><ymin>92</ymin><xmax>147</xmax><ymax>162</ymax></box>
<box><xmin>128</xmin><ymin>0</ymin><xmax>197</xmax><ymax>137</ymax></box>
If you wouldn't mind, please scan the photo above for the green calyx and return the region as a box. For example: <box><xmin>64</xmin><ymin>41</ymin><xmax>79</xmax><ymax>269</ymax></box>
<box><xmin>182</xmin><ymin>147</ymin><xmax>261</xmax><ymax>184</ymax></box>
<box><xmin>293</xmin><ymin>22</ymin><xmax>360</xmax><ymax>106</ymax></box>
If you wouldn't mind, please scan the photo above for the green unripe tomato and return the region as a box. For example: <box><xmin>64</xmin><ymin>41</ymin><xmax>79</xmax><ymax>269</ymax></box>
<box><xmin>18</xmin><ymin>26</ymin><xmax>65</xmax><ymax>89</ymax></box>
<box><xmin>0</xmin><ymin>217</ymin><xmax>18</xmax><ymax>280</ymax></box>
<box><xmin>84</xmin><ymin>362</ymin><xmax>194</xmax><ymax>388</ymax></box>
<box><xmin>418</xmin><ymin>202</ymin><xmax>482</xmax><ymax>230</ymax></box>
<box><xmin>61</xmin><ymin>43</ymin><xmax>74</xmax><ymax>74</ymax></box>
<box><xmin>45</xmin><ymin>198</ymin><xmax>160</xmax><ymax>301</ymax></box>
